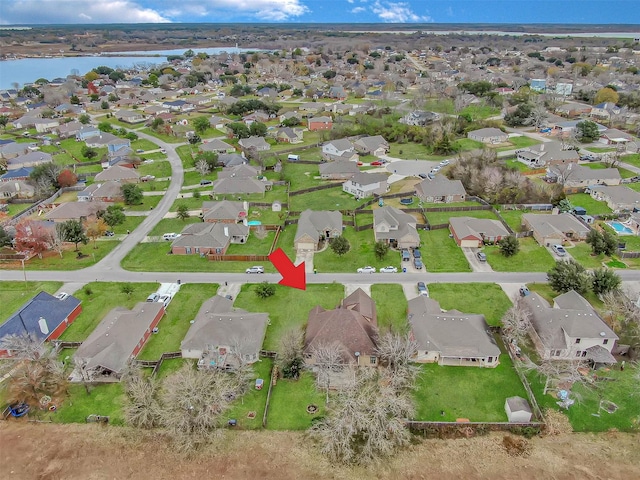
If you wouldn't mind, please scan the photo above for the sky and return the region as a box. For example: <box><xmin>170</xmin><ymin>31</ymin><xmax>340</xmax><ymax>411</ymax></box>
<box><xmin>0</xmin><ymin>0</ymin><xmax>638</xmax><ymax>25</ymax></box>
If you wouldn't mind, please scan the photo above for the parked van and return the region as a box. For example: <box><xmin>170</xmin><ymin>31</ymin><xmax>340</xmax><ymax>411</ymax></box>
<box><xmin>287</xmin><ymin>154</ymin><xmax>300</xmax><ymax>162</ymax></box>
<box><xmin>163</xmin><ymin>233</ymin><xmax>180</xmax><ymax>241</ymax></box>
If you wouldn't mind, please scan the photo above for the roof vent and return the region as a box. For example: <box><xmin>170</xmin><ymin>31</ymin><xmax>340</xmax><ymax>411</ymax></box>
<box><xmin>600</xmin><ymin>331</ymin><xmax>606</xmax><ymax>337</ymax></box>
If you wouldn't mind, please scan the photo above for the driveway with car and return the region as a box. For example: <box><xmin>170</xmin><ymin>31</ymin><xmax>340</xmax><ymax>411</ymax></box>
<box><xmin>463</xmin><ymin>247</ymin><xmax>494</xmax><ymax>272</ymax></box>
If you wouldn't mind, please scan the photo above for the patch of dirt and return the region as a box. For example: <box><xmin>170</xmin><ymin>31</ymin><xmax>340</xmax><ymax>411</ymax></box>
<box><xmin>1</xmin><ymin>422</ymin><xmax>639</xmax><ymax>480</ymax></box>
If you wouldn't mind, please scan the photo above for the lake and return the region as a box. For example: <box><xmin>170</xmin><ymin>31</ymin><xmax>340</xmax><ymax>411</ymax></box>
<box><xmin>0</xmin><ymin>46</ymin><xmax>255</xmax><ymax>89</ymax></box>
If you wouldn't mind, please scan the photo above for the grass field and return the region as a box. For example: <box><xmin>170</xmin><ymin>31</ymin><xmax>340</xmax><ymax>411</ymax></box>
<box><xmin>289</xmin><ymin>186</ymin><xmax>363</xmax><ymax>211</ymax></box>
<box><xmin>53</xmin><ymin>383</ymin><xmax>126</xmax><ymax>425</ymax></box>
<box><xmin>282</xmin><ymin>162</ymin><xmax>322</xmax><ymax>191</ymax></box>
<box><xmin>412</xmin><ymin>351</ymin><xmax>528</xmax><ymax>422</ymax></box>
<box><xmin>425</xmin><ymin>208</ymin><xmax>500</xmax><ymax>226</ymax></box>
<box><xmin>234</xmin><ymin>283</ymin><xmax>344</xmax><ymax>352</ymax></box>
<box><xmin>484</xmin><ymin>237</ymin><xmax>556</xmax><ymax>272</ymax></box>
<box><xmin>137</xmin><ymin>160</ymin><xmax>172</xmax><ymax>178</ymax></box>
<box><xmin>140</xmin><ymin>128</ymin><xmax>186</xmax><ymax>143</ymax></box>
<box><xmin>419</xmin><ymin>229</ymin><xmax>472</xmax><ymax>272</ymax></box>
<box><xmin>0</xmin><ymin>281</ymin><xmax>63</xmax><ymax>323</ymax></box>
<box><xmin>21</xmin><ymin>241</ymin><xmax>119</xmax><ymax>271</ymax></box>
<box><xmin>497</xmin><ymin>209</ymin><xmax>528</xmax><ymax>232</ymax></box>
<box><xmin>137</xmin><ymin>283</ymin><xmax>219</xmax><ymax>360</ymax></box>
<box><xmin>124</xmin><ymin>195</ymin><xmax>163</xmax><ymax>211</ymax></box>
<box><xmin>266</xmin><ymin>371</ymin><xmax>326</xmax><ymax>430</ymax></box>
<box><xmin>371</xmin><ymin>284</ymin><xmax>408</xmax><ymax>334</ymax></box>
<box><xmin>621</xmin><ymin>153</ymin><xmax>640</xmax><ymax>168</ymax></box>
<box><xmin>504</xmin><ymin>158</ymin><xmax>532</xmax><ymax>172</ymax></box>
<box><xmin>58</xmin><ymin>282</ymin><xmax>159</xmax><ymax>341</ymax></box>
<box><xmin>495</xmin><ymin>136</ymin><xmax>540</xmax><ymax>152</ymax></box>
<box><xmin>226</xmin><ymin>357</ymin><xmax>272</xmax><ymax>429</ymax></box>
<box><xmin>568</xmin><ymin>242</ymin><xmax>610</xmax><ymax>269</ymax></box>
<box><xmin>567</xmin><ymin>193</ymin><xmax>612</xmax><ymax>215</ymax></box>
<box><xmin>428</xmin><ymin>283</ymin><xmax>511</xmax><ymax>326</ymax></box>
<box><xmin>148</xmin><ymin>217</ymin><xmax>201</xmax><ymax>236</ymax></box>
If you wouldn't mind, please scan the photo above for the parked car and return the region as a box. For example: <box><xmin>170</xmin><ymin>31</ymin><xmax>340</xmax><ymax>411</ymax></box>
<box><xmin>157</xmin><ymin>294</ymin><xmax>172</xmax><ymax>307</ymax></box>
<box><xmin>163</xmin><ymin>233</ymin><xmax>180</xmax><ymax>241</ymax></box>
<box><xmin>370</xmin><ymin>161</ymin><xmax>384</xmax><ymax>166</ymax></box>
<box><xmin>357</xmin><ymin>266</ymin><xmax>376</xmax><ymax>274</ymax></box>
<box><xmin>418</xmin><ymin>173</ymin><xmax>428</xmax><ymax>179</ymax></box>
<box><xmin>146</xmin><ymin>293</ymin><xmax>160</xmax><ymax>302</ymax></box>
<box><xmin>413</xmin><ymin>258</ymin><xmax>423</xmax><ymax>269</ymax></box>
<box><xmin>476</xmin><ymin>251</ymin><xmax>487</xmax><ymax>262</ymax></box>
<box><xmin>357</xmin><ymin>161</ymin><xmax>364</xmax><ymax>166</ymax></box>
<box><xmin>142</xmin><ymin>159</ymin><xmax>154</xmax><ymax>164</ymax></box>
<box><xmin>55</xmin><ymin>292</ymin><xmax>69</xmax><ymax>300</ymax></box>
<box><xmin>136</xmin><ymin>149</ymin><xmax>144</xmax><ymax>153</ymax></box>
<box><xmin>431</xmin><ymin>166</ymin><xmax>441</xmax><ymax>173</ymax></box>
<box><xmin>519</xmin><ymin>286</ymin><xmax>531</xmax><ymax>297</ymax></box>
<box><xmin>400</xmin><ymin>198</ymin><xmax>413</xmax><ymax>205</ymax></box>
<box><xmin>417</xmin><ymin>282</ymin><xmax>429</xmax><ymax>296</ymax></box>
<box><xmin>160</xmin><ymin>149</ymin><xmax>166</xmax><ymax>154</ymax></box>
<box><xmin>140</xmin><ymin>175</ymin><xmax>155</xmax><ymax>182</ymax></box>
<box><xmin>427</xmin><ymin>173</ymin><xmax>436</xmax><ymax>180</ymax></box>
<box><xmin>552</xmin><ymin>244</ymin><xmax>567</xmax><ymax>256</ymax></box>
<box><xmin>439</xmin><ymin>159</ymin><xmax>450</xmax><ymax>166</ymax></box>
<box><xmin>380</xmin><ymin>266</ymin><xmax>398</xmax><ymax>273</ymax></box>
<box><xmin>104</xmin><ymin>230</ymin><xmax>115</xmax><ymax>237</ymax></box>
<box><xmin>413</xmin><ymin>248</ymin><xmax>422</xmax><ymax>259</ymax></box>
<box><xmin>200</xmin><ymin>179</ymin><xmax>213</xmax><ymax>185</ymax></box>
<box><xmin>402</xmin><ymin>249</ymin><xmax>411</xmax><ymax>261</ymax></box>
<box><xmin>246</xmin><ymin>266</ymin><xmax>264</xmax><ymax>274</ymax></box>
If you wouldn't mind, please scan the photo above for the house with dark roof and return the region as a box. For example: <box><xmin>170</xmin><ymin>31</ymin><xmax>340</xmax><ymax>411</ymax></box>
<box><xmin>304</xmin><ymin>288</ymin><xmax>378</xmax><ymax>367</ymax></box>
<box><xmin>374</xmin><ymin>206</ymin><xmax>420</xmax><ymax>249</ymax></box>
<box><xmin>521</xmin><ymin>291</ymin><xmax>618</xmax><ymax>364</ymax></box>
<box><xmin>415</xmin><ymin>174</ymin><xmax>467</xmax><ymax>203</ymax></box>
<box><xmin>181</xmin><ymin>295</ymin><xmax>269</xmax><ymax>369</ymax></box>
<box><xmin>0</xmin><ymin>166</ymin><xmax>33</xmax><ymax>182</ymax></box>
<box><xmin>449</xmin><ymin>216</ymin><xmax>510</xmax><ymax>247</ymax></box>
<box><xmin>0</xmin><ymin>291</ymin><xmax>82</xmax><ymax>357</ymax></box>
<box><xmin>342</xmin><ymin>172</ymin><xmax>388</xmax><ymax>199</ymax></box>
<box><xmin>408</xmin><ymin>296</ymin><xmax>500</xmax><ymax>367</ymax></box>
<box><xmin>516</xmin><ymin>141</ymin><xmax>579</xmax><ymax>168</ymax></box>
<box><xmin>294</xmin><ymin>210</ymin><xmax>343</xmax><ymax>252</ymax></box>
<box><xmin>171</xmin><ymin>222</ymin><xmax>249</xmax><ymax>255</ymax></box>
<box><xmin>74</xmin><ymin>302</ymin><xmax>165</xmax><ymax>380</ymax></box>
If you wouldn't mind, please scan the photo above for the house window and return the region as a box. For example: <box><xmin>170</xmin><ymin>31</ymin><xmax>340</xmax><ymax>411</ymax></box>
<box><xmin>575</xmin><ymin>338</ymin><xmax>581</xmax><ymax>344</ymax></box>
<box><xmin>195</xmin><ymin>247</ymin><xmax>200</xmax><ymax>254</ymax></box>
<box><xmin>603</xmin><ymin>339</ymin><xmax>609</xmax><ymax>345</ymax></box>
<box><xmin>185</xmin><ymin>247</ymin><xmax>192</xmax><ymax>254</ymax></box>
<box><xmin>582</xmin><ymin>351</ymin><xmax>587</xmax><ymax>357</ymax></box>
<box><xmin>487</xmin><ymin>357</ymin><xmax>493</xmax><ymax>363</ymax></box>
<box><xmin>370</xmin><ymin>356</ymin><xmax>377</xmax><ymax>365</ymax></box>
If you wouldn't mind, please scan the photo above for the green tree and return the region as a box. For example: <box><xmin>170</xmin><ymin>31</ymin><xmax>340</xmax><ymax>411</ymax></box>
<box><xmin>556</xmin><ymin>198</ymin><xmax>572</xmax><ymax>213</ymax></box>
<box><xmin>195</xmin><ymin>151</ymin><xmax>218</xmax><ymax>170</ymax></box>
<box><xmin>192</xmin><ymin>116</ymin><xmax>210</xmax><ymax>134</ymax></box>
<box><xmin>249</xmin><ymin>121</ymin><xmax>267</xmax><ymax>137</ymax></box>
<box><xmin>602</xmin><ymin>229</ymin><xmax>619</xmax><ymax>256</ymax></box>
<box><xmin>188</xmin><ymin>134</ymin><xmax>201</xmax><ymax>145</ymax></box>
<box><xmin>586</xmin><ymin>229</ymin><xmax>606</xmax><ymax>255</ymax></box>
<box><xmin>374</xmin><ymin>240</ymin><xmax>389</xmax><ymax>261</ymax></box>
<box><xmin>594</xmin><ymin>87</ymin><xmax>619</xmax><ymax>105</ymax></box>
<box><xmin>101</xmin><ymin>100</ymin><xmax>109</xmax><ymax>110</ymax></box>
<box><xmin>576</xmin><ymin>120</ymin><xmax>600</xmax><ymax>142</ymax></box>
<box><xmin>498</xmin><ymin>235</ymin><xmax>520</xmax><ymax>257</ymax></box>
<box><xmin>255</xmin><ymin>281</ymin><xmax>276</xmax><ymax>299</ymax></box>
<box><xmin>81</xmin><ymin>145</ymin><xmax>97</xmax><ymax>159</ymax></box>
<box><xmin>330</xmin><ymin>235</ymin><xmax>350</xmax><ymax>256</ymax></box>
<box><xmin>70</xmin><ymin>94</ymin><xmax>80</xmax><ymax>105</ymax></box>
<box><xmin>227</xmin><ymin>122</ymin><xmax>250</xmax><ymax>139</ymax></box>
<box><xmin>120</xmin><ymin>283</ymin><xmax>135</xmax><ymax>296</ymax></box>
<box><xmin>98</xmin><ymin>121</ymin><xmax>113</xmax><ymax>132</ymax></box>
<box><xmin>101</xmin><ymin>205</ymin><xmax>125</xmax><ymax>227</ymax></box>
<box><xmin>151</xmin><ymin>117</ymin><xmax>164</xmax><ymax>130</ymax></box>
<box><xmin>57</xmin><ymin>220</ymin><xmax>88</xmax><ymax>251</ymax></box>
<box><xmin>547</xmin><ymin>259</ymin><xmax>590</xmax><ymax>294</ymax></box>
<box><xmin>176</xmin><ymin>204</ymin><xmax>190</xmax><ymax>221</ymax></box>
<box><xmin>591</xmin><ymin>268</ymin><xmax>621</xmax><ymax>296</ymax></box>
<box><xmin>0</xmin><ymin>225</ymin><xmax>11</xmax><ymax>247</ymax></box>
<box><xmin>78</xmin><ymin>114</ymin><xmax>90</xmax><ymax>124</ymax></box>
<box><xmin>122</xmin><ymin>184</ymin><xmax>143</xmax><ymax>205</ymax></box>
<box><xmin>0</xmin><ymin>115</ymin><xmax>8</xmax><ymax>131</ymax></box>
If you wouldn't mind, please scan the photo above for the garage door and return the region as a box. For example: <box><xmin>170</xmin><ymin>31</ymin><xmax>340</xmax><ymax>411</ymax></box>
<box><xmin>296</xmin><ymin>242</ymin><xmax>316</xmax><ymax>252</ymax></box>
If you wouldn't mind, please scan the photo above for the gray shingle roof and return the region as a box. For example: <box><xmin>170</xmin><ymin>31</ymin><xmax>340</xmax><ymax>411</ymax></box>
<box><xmin>416</xmin><ymin>174</ymin><xmax>466</xmax><ymax>198</ymax></box>
<box><xmin>449</xmin><ymin>216</ymin><xmax>510</xmax><ymax>239</ymax></box>
<box><xmin>295</xmin><ymin>210</ymin><xmax>343</xmax><ymax>244</ymax></box>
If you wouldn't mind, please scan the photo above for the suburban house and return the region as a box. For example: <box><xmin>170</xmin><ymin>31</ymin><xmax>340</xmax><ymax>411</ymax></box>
<box><xmin>75</xmin><ymin>125</ymin><xmax>101</xmax><ymax>141</ymax></box>
<box><xmin>76</xmin><ymin>180</ymin><xmax>124</xmax><ymax>202</ymax></box>
<box><xmin>321</xmin><ymin>138</ymin><xmax>355</xmax><ymax>161</ymax></box>
<box><xmin>408</xmin><ymin>296</ymin><xmax>500</xmax><ymax>367</ymax></box>
<box><xmin>327</xmin><ymin>85</ymin><xmax>347</xmax><ymax>100</ymax></box>
<box><xmin>308</xmin><ymin>116</ymin><xmax>333</xmax><ymax>131</ymax></box>
<box><xmin>0</xmin><ymin>180</ymin><xmax>35</xmax><ymax>200</ymax></box>
<box><xmin>521</xmin><ymin>291</ymin><xmax>618</xmax><ymax>364</ymax></box>
<box><xmin>294</xmin><ymin>209</ymin><xmax>343</xmax><ymax>252</ymax></box>
<box><xmin>181</xmin><ymin>295</ymin><xmax>269</xmax><ymax>369</ymax></box>
<box><xmin>546</xmin><ymin>163</ymin><xmax>621</xmax><ymax>193</ymax></box>
<box><xmin>202</xmin><ymin>200</ymin><xmax>247</xmax><ymax>223</ymax></box>
<box><xmin>353</xmin><ymin>135</ymin><xmax>389</xmax><ymax>156</ymax></box>
<box><xmin>449</xmin><ymin>216</ymin><xmax>510</xmax><ymax>247</ymax></box>
<box><xmin>553</xmin><ymin>120</ymin><xmax>607</xmax><ymax>137</ymax></box>
<box><xmin>94</xmin><ymin>165</ymin><xmax>140</xmax><ymax>183</ymax></box>
<box><xmin>467</xmin><ymin>128</ymin><xmax>509</xmax><ymax>144</ymax></box>
<box><xmin>6</xmin><ymin>151</ymin><xmax>52</xmax><ymax>171</ymax></box>
<box><xmin>586</xmin><ymin>185</ymin><xmax>640</xmax><ymax>212</ymax></box>
<box><xmin>599</xmin><ymin>128</ymin><xmax>633</xmax><ymax>145</ymax></box>
<box><xmin>318</xmin><ymin>161</ymin><xmax>359</xmax><ymax>180</ymax></box>
<box><xmin>0</xmin><ymin>166</ymin><xmax>33</xmax><ymax>182</ymax></box>
<box><xmin>74</xmin><ymin>302</ymin><xmax>165</xmax><ymax>380</ymax></box>
<box><xmin>162</xmin><ymin>99</ymin><xmax>194</xmax><ymax>112</ymax></box>
<box><xmin>415</xmin><ymin>174</ymin><xmax>467</xmax><ymax>203</ymax></box>
<box><xmin>213</xmin><ymin>176</ymin><xmax>270</xmax><ymax>195</ymax></box>
<box><xmin>521</xmin><ymin>213</ymin><xmax>590</xmax><ymax>246</ymax></box>
<box><xmin>45</xmin><ymin>201</ymin><xmax>107</xmax><ymax>222</ymax></box>
<box><xmin>342</xmin><ymin>172</ymin><xmax>388</xmax><ymax>199</ymax></box>
<box><xmin>555</xmin><ymin>102</ymin><xmax>593</xmax><ymax>117</ymax></box>
<box><xmin>373</xmin><ymin>206</ymin><xmax>420</xmax><ymax>249</ymax></box>
<box><xmin>238</xmin><ymin>136</ymin><xmax>270</xmax><ymax>152</ymax></box>
<box><xmin>300</xmin><ymin>102</ymin><xmax>325</xmax><ymax>114</ymax></box>
<box><xmin>275</xmin><ymin>127</ymin><xmax>303</xmax><ymax>144</ymax></box>
<box><xmin>209</xmin><ymin>115</ymin><xmax>231</xmax><ymax>129</ymax></box>
<box><xmin>115</xmin><ymin>110</ymin><xmax>146</xmax><ymax>124</ymax></box>
<box><xmin>200</xmin><ymin>138</ymin><xmax>236</xmax><ymax>155</ymax></box>
<box><xmin>516</xmin><ymin>141</ymin><xmax>579</xmax><ymax>168</ymax></box>
<box><xmin>33</xmin><ymin>118</ymin><xmax>60</xmax><ymax>133</ymax></box>
<box><xmin>401</xmin><ymin>110</ymin><xmax>439</xmax><ymax>126</ymax></box>
<box><xmin>217</xmin><ymin>153</ymin><xmax>248</xmax><ymax>168</ymax></box>
<box><xmin>304</xmin><ymin>288</ymin><xmax>379</xmax><ymax>367</ymax></box>
<box><xmin>0</xmin><ymin>291</ymin><xmax>82</xmax><ymax>357</ymax></box>
<box><xmin>171</xmin><ymin>222</ymin><xmax>249</xmax><ymax>255</ymax></box>
<box><xmin>55</xmin><ymin>121</ymin><xmax>83</xmax><ymax>139</ymax></box>
<box><xmin>590</xmin><ymin>102</ymin><xmax>621</xmax><ymax>121</ymax></box>
<box><xmin>84</xmin><ymin>132</ymin><xmax>120</xmax><ymax>148</ymax></box>
<box><xmin>217</xmin><ymin>164</ymin><xmax>261</xmax><ymax>180</ymax></box>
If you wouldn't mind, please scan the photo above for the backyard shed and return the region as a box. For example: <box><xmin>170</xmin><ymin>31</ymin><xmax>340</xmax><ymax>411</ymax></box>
<box><xmin>505</xmin><ymin>396</ymin><xmax>532</xmax><ymax>422</ymax></box>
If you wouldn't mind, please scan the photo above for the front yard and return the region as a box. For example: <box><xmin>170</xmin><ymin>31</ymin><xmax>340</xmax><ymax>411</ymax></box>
<box><xmin>428</xmin><ymin>283</ymin><xmax>511</xmax><ymax>326</ymax></box>
<box><xmin>0</xmin><ymin>281</ymin><xmax>63</xmax><ymax>323</ymax></box>
<box><xmin>484</xmin><ymin>237</ymin><xmax>556</xmax><ymax>272</ymax></box>
<box><xmin>371</xmin><ymin>284</ymin><xmax>408</xmax><ymax>334</ymax></box>
<box><xmin>419</xmin><ymin>229</ymin><xmax>472</xmax><ymax>272</ymax></box>
<box><xmin>19</xmin><ymin>241</ymin><xmax>119</xmax><ymax>271</ymax></box>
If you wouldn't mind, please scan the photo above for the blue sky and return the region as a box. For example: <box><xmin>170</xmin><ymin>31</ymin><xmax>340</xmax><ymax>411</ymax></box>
<box><xmin>1</xmin><ymin>1</ymin><xmax>638</xmax><ymax>25</ymax></box>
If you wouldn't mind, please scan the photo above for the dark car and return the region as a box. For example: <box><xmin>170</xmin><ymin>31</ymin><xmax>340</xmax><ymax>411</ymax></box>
<box><xmin>200</xmin><ymin>179</ymin><xmax>213</xmax><ymax>186</ymax></box>
<box><xmin>413</xmin><ymin>248</ymin><xmax>422</xmax><ymax>259</ymax></box>
<box><xmin>104</xmin><ymin>231</ymin><xmax>115</xmax><ymax>237</ymax></box>
<box><xmin>413</xmin><ymin>258</ymin><xmax>423</xmax><ymax>269</ymax></box>
<box><xmin>418</xmin><ymin>173</ymin><xmax>428</xmax><ymax>179</ymax></box>
<box><xmin>417</xmin><ymin>282</ymin><xmax>429</xmax><ymax>296</ymax></box>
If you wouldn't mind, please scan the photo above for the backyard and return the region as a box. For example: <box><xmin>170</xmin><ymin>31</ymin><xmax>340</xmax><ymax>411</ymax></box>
<box><xmin>266</xmin><ymin>371</ymin><xmax>326</xmax><ymax>430</ymax></box>
<box><xmin>566</xmin><ymin>193</ymin><xmax>612</xmax><ymax>215</ymax></box>
<box><xmin>225</xmin><ymin>357</ymin><xmax>273</xmax><ymax>429</ymax></box>
<box><xmin>15</xmin><ymin>241</ymin><xmax>120</xmax><ymax>271</ymax></box>
<box><xmin>428</xmin><ymin>283</ymin><xmax>512</xmax><ymax>326</ymax></box>
<box><xmin>424</xmin><ymin>208</ymin><xmax>500</xmax><ymax>227</ymax></box>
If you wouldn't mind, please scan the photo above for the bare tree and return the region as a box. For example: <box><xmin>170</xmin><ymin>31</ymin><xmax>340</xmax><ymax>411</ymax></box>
<box><xmin>501</xmin><ymin>300</ymin><xmax>532</xmax><ymax>345</ymax></box>
<box><xmin>123</xmin><ymin>369</ymin><xmax>161</xmax><ymax>429</ymax></box>
<box><xmin>526</xmin><ymin>103</ymin><xmax>550</xmax><ymax>129</ymax></box>
<box><xmin>277</xmin><ymin>326</ymin><xmax>304</xmax><ymax>379</ymax></box>
<box><xmin>253</xmin><ymin>224</ymin><xmax>268</xmax><ymax>240</ymax></box>
<box><xmin>194</xmin><ymin>158</ymin><xmax>211</xmax><ymax>176</ymax></box>
<box><xmin>375</xmin><ymin>332</ymin><xmax>420</xmax><ymax>391</ymax></box>
<box><xmin>310</xmin><ymin>368</ymin><xmax>415</xmax><ymax>465</ymax></box>
<box><xmin>521</xmin><ymin>357</ymin><xmax>590</xmax><ymax>396</ymax></box>
<box><xmin>601</xmin><ymin>289</ymin><xmax>640</xmax><ymax>357</ymax></box>
<box><xmin>312</xmin><ymin>342</ymin><xmax>345</xmax><ymax>403</ymax></box>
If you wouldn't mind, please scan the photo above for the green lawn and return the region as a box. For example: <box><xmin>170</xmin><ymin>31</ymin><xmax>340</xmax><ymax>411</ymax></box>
<box><xmin>131</xmin><ymin>138</ymin><xmax>160</xmax><ymax>152</ymax></box>
<box><xmin>568</xmin><ymin>242</ymin><xmax>609</xmax><ymax>269</ymax></box>
<box><xmin>111</xmin><ymin>215</ymin><xmax>145</xmax><ymax>235</ymax></box>
<box><xmin>425</xmin><ymin>208</ymin><xmax>499</xmax><ymax>227</ymax></box>
<box><xmin>226</xmin><ymin>230</ymin><xmax>276</xmax><ymax>255</ymax></box>
<box><xmin>140</xmin><ymin>128</ymin><xmax>186</xmax><ymax>143</ymax></box>
<box><xmin>59</xmin><ymin>138</ymin><xmax>107</xmax><ymax>163</ymax></box>
<box><xmin>621</xmin><ymin>153</ymin><xmax>640</xmax><ymax>168</ymax></box>
<box><xmin>59</xmin><ymin>282</ymin><xmax>159</xmax><ymax>341</ymax></box>
<box><xmin>53</xmin><ymin>383</ymin><xmax>126</xmax><ymax>425</ymax></box>
<box><xmin>124</xmin><ymin>195</ymin><xmax>163</xmax><ymax>211</ymax></box>
<box><xmin>266</xmin><ymin>371</ymin><xmax>326</xmax><ymax>430</ymax></box>
<box><xmin>170</xmin><ymin>196</ymin><xmax>204</xmax><ymax>212</ymax></box>
<box><xmin>274</xmin><ymin>224</ymin><xmax>297</xmax><ymax>259</ymax></box>
<box><xmin>484</xmin><ymin>237</ymin><xmax>556</xmax><ymax>272</ymax></box>
<box><xmin>138</xmin><ymin>179</ymin><xmax>170</xmax><ymax>192</ymax></box>
<box><xmin>387</xmin><ymin>142</ymin><xmax>445</xmax><ymax>160</ymax></box>
<box><xmin>0</xmin><ymin>281</ymin><xmax>63</xmax><ymax>322</ymax></box>
<box><xmin>234</xmin><ymin>283</ymin><xmax>344</xmax><ymax>352</ymax></box>
<box><xmin>226</xmin><ymin>357</ymin><xmax>272</xmax><ymax>429</ymax></box>
<box><xmin>282</xmin><ymin>162</ymin><xmax>322</xmax><ymax>191</ymax></box>
<box><xmin>371</xmin><ymin>284</ymin><xmax>408</xmax><ymax>334</ymax></box>
<box><xmin>137</xmin><ymin>160</ymin><xmax>172</xmax><ymax>178</ymax></box>
<box><xmin>498</xmin><ymin>209</ymin><xmax>526</xmax><ymax>232</ymax></box>
<box><xmin>419</xmin><ymin>229</ymin><xmax>472</xmax><ymax>272</ymax></box>
<box><xmin>2</xmin><ymin>202</ymin><xmax>35</xmax><ymax>217</ymax></box>
<box><xmin>22</xmin><ymin>241</ymin><xmax>119</xmax><ymax>271</ymax></box>
<box><xmin>289</xmin><ymin>187</ymin><xmax>365</xmax><ymax>211</ymax></box>
<box><xmin>495</xmin><ymin>136</ymin><xmax>540</xmax><ymax>152</ymax></box>
<box><xmin>428</xmin><ymin>283</ymin><xmax>511</xmax><ymax>326</ymax></box>
<box><xmin>504</xmin><ymin>158</ymin><xmax>532</xmax><ymax>172</ymax></box>
<box><xmin>412</xmin><ymin>352</ymin><xmax>528</xmax><ymax>422</ymax></box>
<box><xmin>587</xmin><ymin>147</ymin><xmax>616</xmax><ymax>154</ymax></box>
<box><xmin>567</xmin><ymin>193</ymin><xmax>612</xmax><ymax>215</ymax></box>
<box><xmin>149</xmin><ymin>217</ymin><xmax>202</xmax><ymax>237</ymax></box>
<box><xmin>183</xmin><ymin>170</ymin><xmax>217</xmax><ymax>187</ymax></box>
<box><xmin>137</xmin><ymin>283</ymin><xmax>219</xmax><ymax>360</ymax></box>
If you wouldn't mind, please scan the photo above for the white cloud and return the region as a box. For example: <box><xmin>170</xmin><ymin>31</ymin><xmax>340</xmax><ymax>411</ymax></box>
<box><xmin>165</xmin><ymin>0</ymin><xmax>309</xmax><ymax>21</ymax></box>
<box><xmin>351</xmin><ymin>7</ymin><xmax>366</xmax><ymax>13</ymax></box>
<box><xmin>371</xmin><ymin>1</ymin><xmax>431</xmax><ymax>22</ymax></box>
<box><xmin>0</xmin><ymin>0</ymin><xmax>170</xmax><ymax>24</ymax></box>
<box><xmin>347</xmin><ymin>0</ymin><xmax>354</xmax><ymax>3</ymax></box>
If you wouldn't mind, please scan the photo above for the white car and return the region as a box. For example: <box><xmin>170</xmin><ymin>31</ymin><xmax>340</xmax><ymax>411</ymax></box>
<box><xmin>357</xmin><ymin>266</ymin><xmax>376</xmax><ymax>274</ymax></box>
<box><xmin>552</xmin><ymin>244</ymin><xmax>567</xmax><ymax>257</ymax></box>
<box><xmin>439</xmin><ymin>159</ymin><xmax>450</xmax><ymax>166</ymax></box>
<box><xmin>431</xmin><ymin>166</ymin><xmax>441</xmax><ymax>173</ymax></box>
<box><xmin>55</xmin><ymin>292</ymin><xmax>69</xmax><ymax>300</ymax></box>
<box><xmin>379</xmin><ymin>266</ymin><xmax>398</xmax><ymax>273</ymax></box>
<box><xmin>157</xmin><ymin>294</ymin><xmax>172</xmax><ymax>307</ymax></box>
<box><xmin>246</xmin><ymin>266</ymin><xmax>265</xmax><ymax>274</ymax></box>
<box><xmin>163</xmin><ymin>233</ymin><xmax>180</xmax><ymax>241</ymax></box>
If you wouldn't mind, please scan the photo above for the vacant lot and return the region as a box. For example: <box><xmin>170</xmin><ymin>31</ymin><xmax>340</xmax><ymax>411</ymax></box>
<box><xmin>419</xmin><ymin>229</ymin><xmax>472</xmax><ymax>272</ymax></box>
<box><xmin>428</xmin><ymin>283</ymin><xmax>511</xmax><ymax>326</ymax></box>
<box><xmin>484</xmin><ymin>237</ymin><xmax>556</xmax><ymax>272</ymax></box>
<box><xmin>18</xmin><ymin>241</ymin><xmax>119</xmax><ymax>271</ymax></box>
<box><xmin>0</xmin><ymin>281</ymin><xmax>63</xmax><ymax>323</ymax></box>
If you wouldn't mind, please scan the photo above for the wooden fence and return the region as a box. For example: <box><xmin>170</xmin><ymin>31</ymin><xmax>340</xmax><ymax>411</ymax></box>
<box><xmin>406</xmin><ymin>420</ymin><xmax>544</xmax><ymax>436</ymax></box>
<box><xmin>131</xmin><ymin>351</ymin><xmax>182</xmax><ymax>377</ymax></box>
<box><xmin>207</xmin><ymin>254</ymin><xmax>270</xmax><ymax>262</ymax></box>
<box><xmin>289</xmin><ymin>182</ymin><xmax>342</xmax><ymax>196</ymax></box>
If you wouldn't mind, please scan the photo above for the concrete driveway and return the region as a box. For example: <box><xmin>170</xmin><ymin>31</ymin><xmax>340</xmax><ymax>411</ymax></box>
<box><xmin>463</xmin><ymin>248</ymin><xmax>493</xmax><ymax>272</ymax></box>
<box><xmin>498</xmin><ymin>283</ymin><xmax>525</xmax><ymax>303</ymax></box>
<box><xmin>294</xmin><ymin>248</ymin><xmax>315</xmax><ymax>273</ymax></box>
<box><xmin>547</xmin><ymin>245</ymin><xmax>573</xmax><ymax>262</ymax></box>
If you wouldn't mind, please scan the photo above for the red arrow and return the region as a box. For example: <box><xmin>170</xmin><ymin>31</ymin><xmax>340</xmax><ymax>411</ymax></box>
<box><xmin>268</xmin><ymin>248</ymin><xmax>306</xmax><ymax>290</ymax></box>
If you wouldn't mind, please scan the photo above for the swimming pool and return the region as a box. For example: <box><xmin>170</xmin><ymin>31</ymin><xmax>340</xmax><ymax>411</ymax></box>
<box><xmin>607</xmin><ymin>221</ymin><xmax>634</xmax><ymax>235</ymax></box>
<box><xmin>247</xmin><ymin>220</ymin><xmax>262</xmax><ymax>226</ymax></box>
